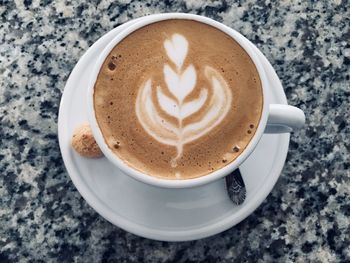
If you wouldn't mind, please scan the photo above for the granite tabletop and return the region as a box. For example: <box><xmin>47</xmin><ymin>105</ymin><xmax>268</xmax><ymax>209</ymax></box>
<box><xmin>1</xmin><ymin>0</ymin><xmax>349</xmax><ymax>262</ymax></box>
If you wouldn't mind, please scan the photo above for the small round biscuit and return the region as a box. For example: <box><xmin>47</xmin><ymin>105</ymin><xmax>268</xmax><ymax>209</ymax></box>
<box><xmin>71</xmin><ymin>123</ymin><xmax>103</xmax><ymax>158</ymax></box>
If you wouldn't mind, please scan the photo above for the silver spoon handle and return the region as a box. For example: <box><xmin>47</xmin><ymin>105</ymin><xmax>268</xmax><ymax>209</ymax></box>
<box><xmin>225</xmin><ymin>169</ymin><xmax>246</xmax><ymax>205</ymax></box>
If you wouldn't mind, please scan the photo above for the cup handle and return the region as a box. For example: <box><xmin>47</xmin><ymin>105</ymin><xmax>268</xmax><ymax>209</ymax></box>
<box><xmin>265</xmin><ymin>104</ymin><xmax>305</xmax><ymax>133</ymax></box>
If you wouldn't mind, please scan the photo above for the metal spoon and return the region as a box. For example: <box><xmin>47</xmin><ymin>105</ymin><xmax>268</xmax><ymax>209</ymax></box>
<box><xmin>225</xmin><ymin>168</ymin><xmax>246</xmax><ymax>205</ymax></box>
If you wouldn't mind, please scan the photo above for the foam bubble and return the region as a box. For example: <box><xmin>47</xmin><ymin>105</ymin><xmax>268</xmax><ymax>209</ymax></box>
<box><xmin>108</xmin><ymin>61</ymin><xmax>116</xmax><ymax>71</ymax></box>
<box><xmin>107</xmin><ymin>137</ymin><xmax>121</xmax><ymax>150</ymax></box>
<box><xmin>233</xmin><ymin>145</ymin><xmax>240</xmax><ymax>152</ymax></box>
<box><xmin>223</xmin><ymin>152</ymin><xmax>233</xmax><ymax>162</ymax></box>
<box><xmin>113</xmin><ymin>141</ymin><xmax>120</xmax><ymax>149</ymax></box>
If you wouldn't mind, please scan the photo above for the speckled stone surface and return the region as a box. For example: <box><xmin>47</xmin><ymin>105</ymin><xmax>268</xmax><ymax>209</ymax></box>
<box><xmin>1</xmin><ymin>0</ymin><xmax>349</xmax><ymax>262</ymax></box>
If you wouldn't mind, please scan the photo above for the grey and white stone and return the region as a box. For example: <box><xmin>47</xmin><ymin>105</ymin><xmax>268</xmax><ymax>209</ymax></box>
<box><xmin>0</xmin><ymin>0</ymin><xmax>349</xmax><ymax>262</ymax></box>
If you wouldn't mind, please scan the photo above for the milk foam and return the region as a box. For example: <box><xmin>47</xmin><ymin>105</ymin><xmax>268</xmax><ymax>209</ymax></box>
<box><xmin>94</xmin><ymin>20</ymin><xmax>264</xmax><ymax>179</ymax></box>
<box><xmin>164</xmin><ymin>34</ymin><xmax>188</xmax><ymax>69</ymax></box>
<box><xmin>135</xmin><ymin>33</ymin><xmax>232</xmax><ymax>167</ymax></box>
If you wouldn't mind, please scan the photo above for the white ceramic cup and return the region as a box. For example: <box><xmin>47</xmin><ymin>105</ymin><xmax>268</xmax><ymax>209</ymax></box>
<box><xmin>87</xmin><ymin>13</ymin><xmax>305</xmax><ymax>188</ymax></box>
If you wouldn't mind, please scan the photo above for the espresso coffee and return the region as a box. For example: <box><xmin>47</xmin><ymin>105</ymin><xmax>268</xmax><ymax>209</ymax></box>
<box><xmin>94</xmin><ymin>19</ymin><xmax>263</xmax><ymax>179</ymax></box>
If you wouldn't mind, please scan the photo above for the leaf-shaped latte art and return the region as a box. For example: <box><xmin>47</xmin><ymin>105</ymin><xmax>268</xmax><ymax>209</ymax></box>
<box><xmin>179</xmin><ymin>65</ymin><xmax>196</xmax><ymax>101</ymax></box>
<box><xmin>182</xmin><ymin>66</ymin><xmax>232</xmax><ymax>142</ymax></box>
<box><xmin>156</xmin><ymin>86</ymin><xmax>179</xmax><ymax>118</ymax></box>
<box><xmin>164</xmin><ymin>33</ymin><xmax>188</xmax><ymax>69</ymax></box>
<box><xmin>180</xmin><ymin>88</ymin><xmax>208</xmax><ymax>119</ymax></box>
<box><xmin>163</xmin><ymin>65</ymin><xmax>179</xmax><ymax>99</ymax></box>
<box><xmin>135</xmin><ymin>33</ymin><xmax>232</xmax><ymax>171</ymax></box>
<box><xmin>163</xmin><ymin>64</ymin><xmax>196</xmax><ymax>103</ymax></box>
<box><xmin>136</xmin><ymin>79</ymin><xmax>178</xmax><ymax>145</ymax></box>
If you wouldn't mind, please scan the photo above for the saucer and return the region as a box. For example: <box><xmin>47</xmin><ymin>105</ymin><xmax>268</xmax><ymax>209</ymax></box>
<box><xmin>58</xmin><ymin>18</ymin><xmax>290</xmax><ymax>241</ymax></box>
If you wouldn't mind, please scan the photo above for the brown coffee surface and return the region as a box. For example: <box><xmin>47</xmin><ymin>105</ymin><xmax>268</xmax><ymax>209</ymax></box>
<box><xmin>94</xmin><ymin>19</ymin><xmax>263</xmax><ymax>180</ymax></box>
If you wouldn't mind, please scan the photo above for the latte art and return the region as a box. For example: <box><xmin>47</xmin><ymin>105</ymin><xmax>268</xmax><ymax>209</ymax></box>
<box><xmin>93</xmin><ymin>20</ymin><xmax>263</xmax><ymax>179</ymax></box>
<box><xmin>136</xmin><ymin>34</ymin><xmax>232</xmax><ymax>167</ymax></box>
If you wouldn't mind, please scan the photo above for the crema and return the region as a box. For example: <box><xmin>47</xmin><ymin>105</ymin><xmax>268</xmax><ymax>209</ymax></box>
<box><xmin>94</xmin><ymin>19</ymin><xmax>263</xmax><ymax>179</ymax></box>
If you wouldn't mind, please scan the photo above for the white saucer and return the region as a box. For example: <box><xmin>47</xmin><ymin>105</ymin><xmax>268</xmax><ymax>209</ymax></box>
<box><xmin>58</xmin><ymin>19</ymin><xmax>290</xmax><ymax>241</ymax></box>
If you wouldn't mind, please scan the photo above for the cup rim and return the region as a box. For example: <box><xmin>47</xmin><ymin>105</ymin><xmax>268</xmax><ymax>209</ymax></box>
<box><xmin>87</xmin><ymin>13</ymin><xmax>269</xmax><ymax>188</ymax></box>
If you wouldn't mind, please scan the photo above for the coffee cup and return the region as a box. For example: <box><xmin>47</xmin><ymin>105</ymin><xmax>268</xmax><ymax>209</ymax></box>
<box><xmin>87</xmin><ymin>13</ymin><xmax>305</xmax><ymax>188</ymax></box>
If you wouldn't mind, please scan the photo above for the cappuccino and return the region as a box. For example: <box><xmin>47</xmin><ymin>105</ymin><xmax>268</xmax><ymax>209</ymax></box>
<box><xmin>94</xmin><ymin>19</ymin><xmax>263</xmax><ymax>179</ymax></box>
